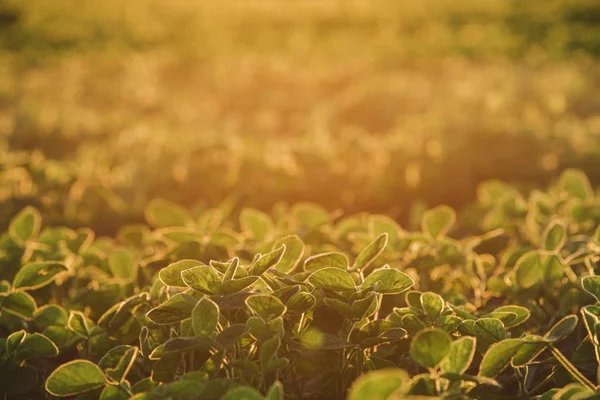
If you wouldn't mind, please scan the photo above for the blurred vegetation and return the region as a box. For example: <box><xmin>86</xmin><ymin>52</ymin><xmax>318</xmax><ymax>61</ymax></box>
<box><xmin>1</xmin><ymin>0</ymin><xmax>600</xmax><ymax>234</ymax></box>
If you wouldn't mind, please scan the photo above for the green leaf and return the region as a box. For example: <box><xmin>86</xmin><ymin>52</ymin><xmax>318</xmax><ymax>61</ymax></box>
<box><xmin>511</xmin><ymin>336</ymin><xmax>547</xmax><ymax>367</ymax></box>
<box><xmin>545</xmin><ymin>315</ymin><xmax>578</xmax><ymax>342</ymax></box>
<box><xmin>221</xmin><ymin>276</ymin><xmax>259</xmax><ymax>295</ymax></box>
<box><xmin>401</xmin><ymin>314</ymin><xmax>428</xmax><ymax>336</ymax></box>
<box><xmin>479</xmin><ymin>339</ymin><xmax>523</xmax><ymax>378</ymax></box>
<box><xmin>146</xmin><ymin>293</ymin><xmax>197</xmax><ymax>325</ymax></box>
<box><xmin>514</xmin><ymin>251</ymin><xmax>541</xmax><ymax>289</ymax></box>
<box><xmin>582</xmin><ymin>276</ymin><xmax>600</xmax><ymax>303</ymax></box>
<box><xmin>145</xmin><ymin>199</ymin><xmax>190</xmax><ymax>228</ymax></box>
<box><xmin>16</xmin><ymin>333</ymin><xmax>58</xmax><ymax>361</ymax></box>
<box><xmin>472</xmin><ymin>318</ymin><xmax>506</xmax><ymax>352</ymax></box>
<box><xmin>286</xmin><ymin>292</ymin><xmax>317</xmax><ymax>314</ymax></box>
<box><xmin>68</xmin><ymin>311</ymin><xmax>92</xmax><ymax>337</ymax></box>
<box><xmin>250</xmin><ymin>246</ymin><xmax>285</xmax><ymax>276</ymax></box>
<box><xmin>159</xmin><ymin>260</ymin><xmax>205</xmax><ymax>287</ymax></box>
<box><xmin>422</xmin><ymin>205</ymin><xmax>456</xmax><ymax>239</ymax></box>
<box><xmin>9</xmin><ymin>206</ymin><xmax>41</xmax><ymax>246</ymax></box>
<box><xmin>181</xmin><ymin>266</ymin><xmax>222</xmax><ymax>295</ymax></box>
<box><xmin>558</xmin><ymin>169</ymin><xmax>593</xmax><ymax>200</ymax></box>
<box><xmin>162</xmin><ymin>336</ymin><xmax>216</xmax><ymax>355</ymax></box>
<box><xmin>542</xmin><ymin>255</ymin><xmax>565</xmax><ymax>285</ymax></box>
<box><xmin>347</xmin><ymin>368</ymin><xmax>409</xmax><ymax>400</ymax></box>
<box><xmin>362</xmin><ymin>268</ymin><xmax>414</xmax><ymax>295</ymax></box>
<box><xmin>543</xmin><ymin>221</ymin><xmax>566</xmax><ymax>252</ymax></box>
<box><xmin>46</xmin><ymin>360</ymin><xmax>107</xmax><ymax>397</ymax></box>
<box><xmin>223</xmin><ymin>386</ymin><xmax>264</xmax><ymax>400</ymax></box>
<box><xmin>108</xmin><ymin>248</ymin><xmax>136</xmax><ymax>280</ymax></box>
<box><xmin>98</xmin><ymin>346</ymin><xmax>138</xmax><ymax>383</ymax></box>
<box><xmin>241</xmin><ymin>208</ymin><xmax>273</xmax><ymax>242</ymax></box>
<box><xmin>246</xmin><ymin>295</ymin><xmax>286</xmax><ymax>321</ymax></box>
<box><xmin>410</xmin><ymin>328</ymin><xmax>452</xmax><ymax>369</ymax></box>
<box><xmin>488</xmin><ymin>305</ymin><xmax>530</xmax><ymax>328</ymax></box>
<box><xmin>34</xmin><ymin>305</ymin><xmax>68</xmax><ymax>330</ymax></box>
<box><xmin>354</xmin><ymin>233</ymin><xmax>388</xmax><ymax>271</ymax></box>
<box><xmin>222</xmin><ymin>258</ymin><xmax>239</xmax><ymax>281</ymax></box>
<box><xmin>266</xmin><ymin>381</ymin><xmax>284</xmax><ymax>400</ymax></box>
<box><xmin>440</xmin><ymin>336</ymin><xmax>476</xmax><ymax>375</ymax></box>
<box><xmin>192</xmin><ymin>298</ymin><xmax>219</xmax><ymax>337</ymax></box>
<box><xmin>13</xmin><ymin>261</ymin><xmax>68</xmax><ymax>291</ymax></box>
<box><xmin>2</xmin><ymin>291</ymin><xmax>37</xmax><ymax>319</ymax></box>
<box><xmin>304</xmin><ymin>252</ymin><xmax>348</xmax><ymax>272</ymax></box>
<box><xmin>5</xmin><ymin>330</ymin><xmax>26</xmax><ymax>354</ymax></box>
<box><xmin>217</xmin><ymin>324</ymin><xmax>249</xmax><ymax>349</ymax></box>
<box><xmin>99</xmin><ymin>383</ymin><xmax>131</xmax><ymax>400</ymax></box>
<box><xmin>420</xmin><ymin>292</ymin><xmax>444</xmax><ymax>322</ymax></box>
<box><xmin>308</xmin><ymin>268</ymin><xmax>356</xmax><ymax>291</ymax></box>
<box><xmin>260</xmin><ymin>336</ymin><xmax>281</xmax><ymax>368</ymax></box>
<box><xmin>272</xmin><ymin>235</ymin><xmax>305</xmax><ymax>273</ymax></box>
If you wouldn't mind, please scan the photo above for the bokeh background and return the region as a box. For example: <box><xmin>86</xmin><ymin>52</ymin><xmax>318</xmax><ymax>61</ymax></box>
<box><xmin>1</xmin><ymin>0</ymin><xmax>600</xmax><ymax>234</ymax></box>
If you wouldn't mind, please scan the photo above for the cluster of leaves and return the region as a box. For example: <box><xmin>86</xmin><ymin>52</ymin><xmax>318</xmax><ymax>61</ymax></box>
<box><xmin>4</xmin><ymin>169</ymin><xmax>600</xmax><ymax>399</ymax></box>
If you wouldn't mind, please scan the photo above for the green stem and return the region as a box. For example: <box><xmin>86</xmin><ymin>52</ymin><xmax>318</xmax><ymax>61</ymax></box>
<box><xmin>549</xmin><ymin>345</ymin><xmax>595</xmax><ymax>391</ymax></box>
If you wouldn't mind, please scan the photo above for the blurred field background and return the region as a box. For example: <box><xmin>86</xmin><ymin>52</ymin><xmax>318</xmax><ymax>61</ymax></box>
<box><xmin>1</xmin><ymin>0</ymin><xmax>600</xmax><ymax>234</ymax></box>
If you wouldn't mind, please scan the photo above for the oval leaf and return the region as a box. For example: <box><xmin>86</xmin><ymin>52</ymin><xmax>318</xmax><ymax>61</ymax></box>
<box><xmin>46</xmin><ymin>360</ymin><xmax>107</xmax><ymax>397</ymax></box>
<box><xmin>410</xmin><ymin>328</ymin><xmax>452</xmax><ymax>369</ymax></box>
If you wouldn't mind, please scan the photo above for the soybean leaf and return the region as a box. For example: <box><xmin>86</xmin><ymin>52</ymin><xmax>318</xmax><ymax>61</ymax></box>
<box><xmin>347</xmin><ymin>368</ymin><xmax>409</xmax><ymax>400</ymax></box>
<box><xmin>545</xmin><ymin>315</ymin><xmax>578</xmax><ymax>342</ymax></box>
<box><xmin>192</xmin><ymin>298</ymin><xmax>219</xmax><ymax>337</ymax></box>
<box><xmin>511</xmin><ymin>336</ymin><xmax>548</xmax><ymax>367</ymax></box>
<box><xmin>99</xmin><ymin>384</ymin><xmax>131</xmax><ymax>400</ymax></box>
<box><xmin>362</xmin><ymin>268</ymin><xmax>414</xmax><ymax>295</ymax></box>
<box><xmin>241</xmin><ymin>208</ymin><xmax>273</xmax><ymax>242</ymax></box>
<box><xmin>582</xmin><ymin>276</ymin><xmax>600</xmax><ymax>303</ymax></box>
<box><xmin>266</xmin><ymin>381</ymin><xmax>284</xmax><ymax>400</ymax></box>
<box><xmin>543</xmin><ymin>221</ymin><xmax>566</xmax><ymax>252</ymax></box>
<box><xmin>217</xmin><ymin>324</ymin><xmax>249</xmax><ymax>349</ymax></box>
<box><xmin>304</xmin><ymin>252</ymin><xmax>348</xmax><ymax>272</ymax></box>
<box><xmin>272</xmin><ymin>235</ymin><xmax>305</xmax><ymax>273</ymax></box>
<box><xmin>472</xmin><ymin>318</ymin><xmax>506</xmax><ymax>352</ymax></box>
<box><xmin>420</xmin><ymin>292</ymin><xmax>444</xmax><ymax>322</ymax></box>
<box><xmin>108</xmin><ymin>248</ymin><xmax>136</xmax><ymax>280</ymax></box>
<box><xmin>287</xmin><ymin>292</ymin><xmax>317</xmax><ymax>314</ymax></box>
<box><xmin>488</xmin><ymin>305</ymin><xmax>530</xmax><ymax>328</ymax></box>
<box><xmin>145</xmin><ymin>199</ymin><xmax>190</xmax><ymax>228</ymax></box>
<box><xmin>246</xmin><ymin>295</ymin><xmax>286</xmax><ymax>321</ymax></box>
<box><xmin>250</xmin><ymin>246</ymin><xmax>285</xmax><ymax>276</ymax></box>
<box><xmin>9</xmin><ymin>206</ymin><xmax>41</xmax><ymax>245</ymax></box>
<box><xmin>2</xmin><ymin>291</ymin><xmax>37</xmax><ymax>319</ymax></box>
<box><xmin>221</xmin><ymin>276</ymin><xmax>259</xmax><ymax>295</ymax></box>
<box><xmin>514</xmin><ymin>251</ymin><xmax>541</xmax><ymax>289</ymax></box>
<box><xmin>223</xmin><ymin>387</ymin><xmax>264</xmax><ymax>400</ymax></box>
<box><xmin>181</xmin><ymin>266</ymin><xmax>222</xmax><ymax>295</ymax></box>
<box><xmin>308</xmin><ymin>268</ymin><xmax>356</xmax><ymax>292</ymax></box>
<box><xmin>422</xmin><ymin>205</ymin><xmax>456</xmax><ymax>239</ymax></box>
<box><xmin>34</xmin><ymin>305</ymin><xmax>68</xmax><ymax>330</ymax></box>
<box><xmin>159</xmin><ymin>260</ymin><xmax>206</xmax><ymax>287</ymax></box>
<box><xmin>440</xmin><ymin>337</ymin><xmax>476</xmax><ymax>375</ymax></box>
<box><xmin>13</xmin><ymin>261</ymin><xmax>68</xmax><ymax>291</ymax></box>
<box><xmin>479</xmin><ymin>339</ymin><xmax>524</xmax><ymax>378</ymax></box>
<box><xmin>16</xmin><ymin>333</ymin><xmax>59</xmax><ymax>361</ymax></box>
<box><xmin>543</xmin><ymin>255</ymin><xmax>565</xmax><ymax>285</ymax></box>
<box><xmin>354</xmin><ymin>233</ymin><xmax>388</xmax><ymax>271</ymax></box>
<box><xmin>98</xmin><ymin>346</ymin><xmax>138</xmax><ymax>383</ymax></box>
<box><xmin>410</xmin><ymin>328</ymin><xmax>452</xmax><ymax>369</ymax></box>
<box><xmin>45</xmin><ymin>360</ymin><xmax>107</xmax><ymax>397</ymax></box>
<box><xmin>558</xmin><ymin>169</ymin><xmax>593</xmax><ymax>200</ymax></box>
<box><xmin>146</xmin><ymin>293</ymin><xmax>197</xmax><ymax>325</ymax></box>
